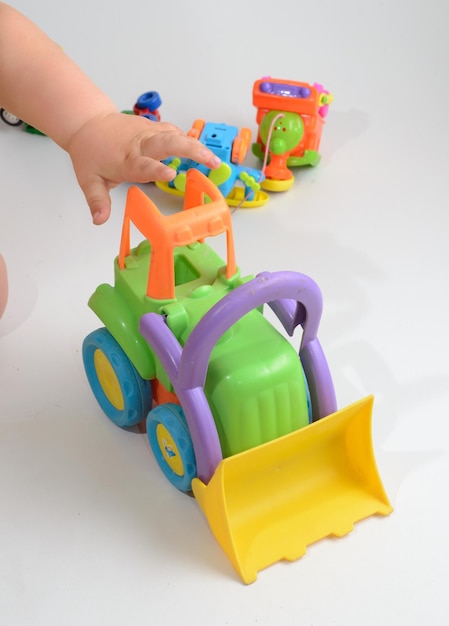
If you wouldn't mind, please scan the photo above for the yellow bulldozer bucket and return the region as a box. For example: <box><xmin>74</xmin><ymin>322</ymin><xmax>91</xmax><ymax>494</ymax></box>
<box><xmin>192</xmin><ymin>395</ymin><xmax>392</xmax><ymax>584</ymax></box>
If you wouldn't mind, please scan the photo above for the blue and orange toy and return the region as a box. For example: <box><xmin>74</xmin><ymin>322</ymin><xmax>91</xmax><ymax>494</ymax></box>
<box><xmin>82</xmin><ymin>169</ymin><xmax>391</xmax><ymax>584</ymax></box>
<box><xmin>252</xmin><ymin>78</ymin><xmax>333</xmax><ymax>191</ymax></box>
<box><xmin>121</xmin><ymin>90</ymin><xmax>162</xmax><ymax>122</ymax></box>
<box><xmin>156</xmin><ymin>120</ymin><xmax>268</xmax><ymax>208</ymax></box>
<box><xmin>132</xmin><ymin>90</ymin><xmax>162</xmax><ymax>121</ymax></box>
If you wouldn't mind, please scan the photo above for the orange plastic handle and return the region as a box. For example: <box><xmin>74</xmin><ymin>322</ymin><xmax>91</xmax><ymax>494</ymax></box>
<box><xmin>231</xmin><ymin>127</ymin><xmax>251</xmax><ymax>164</ymax></box>
<box><xmin>187</xmin><ymin>119</ymin><xmax>205</xmax><ymax>140</ymax></box>
<box><xmin>119</xmin><ymin>169</ymin><xmax>237</xmax><ymax>300</ymax></box>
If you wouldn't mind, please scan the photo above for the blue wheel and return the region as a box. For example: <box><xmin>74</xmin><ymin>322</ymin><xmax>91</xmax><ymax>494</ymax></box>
<box><xmin>82</xmin><ymin>328</ymin><xmax>152</xmax><ymax>428</ymax></box>
<box><xmin>136</xmin><ymin>91</ymin><xmax>162</xmax><ymax>112</ymax></box>
<box><xmin>147</xmin><ymin>403</ymin><xmax>197</xmax><ymax>492</ymax></box>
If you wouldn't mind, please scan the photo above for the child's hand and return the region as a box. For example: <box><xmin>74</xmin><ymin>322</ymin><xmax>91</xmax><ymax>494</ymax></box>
<box><xmin>0</xmin><ymin>5</ymin><xmax>222</xmax><ymax>226</ymax></box>
<box><xmin>67</xmin><ymin>112</ymin><xmax>221</xmax><ymax>225</ymax></box>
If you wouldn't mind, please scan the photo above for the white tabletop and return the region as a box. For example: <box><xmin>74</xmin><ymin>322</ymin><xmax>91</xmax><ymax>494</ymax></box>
<box><xmin>1</xmin><ymin>1</ymin><xmax>448</xmax><ymax>624</ymax></box>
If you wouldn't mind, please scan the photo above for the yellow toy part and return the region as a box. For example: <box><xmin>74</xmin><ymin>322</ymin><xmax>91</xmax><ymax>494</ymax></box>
<box><xmin>192</xmin><ymin>395</ymin><xmax>392</xmax><ymax>584</ymax></box>
<box><xmin>225</xmin><ymin>186</ymin><xmax>268</xmax><ymax>208</ymax></box>
<box><xmin>94</xmin><ymin>348</ymin><xmax>124</xmax><ymax>411</ymax></box>
<box><xmin>155</xmin><ymin>179</ymin><xmax>269</xmax><ymax>208</ymax></box>
<box><xmin>261</xmin><ymin>176</ymin><xmax>295</xmax><ymax>192</ymax></box>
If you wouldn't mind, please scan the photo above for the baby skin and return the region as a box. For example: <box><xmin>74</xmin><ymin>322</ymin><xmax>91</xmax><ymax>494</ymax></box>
<box><xmin>0</xmin><ymin>3</ymin><xmax>220</xmax><ymax>315</ymax></box>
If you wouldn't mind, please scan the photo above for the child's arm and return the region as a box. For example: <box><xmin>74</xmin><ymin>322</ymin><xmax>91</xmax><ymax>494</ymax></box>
<box><xmin>0</xmin><ymin>3</ymin><xmax>220</xmax><ymax>224</ymax></box>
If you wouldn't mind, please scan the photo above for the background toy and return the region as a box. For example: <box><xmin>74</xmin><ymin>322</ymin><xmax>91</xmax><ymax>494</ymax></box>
<box><xmin>82</xmin><ymin>169</ymin><xmax>391</xmax><ymax>583</ymax></box>
<box><xmin>156</xmin><ymin>120</ymin><xmax>268</xmax><ymax>208</ymax></box>
<box><xmin>0</xmin><ymin>108</ymin><xmax>22</xmax><ymax>126</ymax></box>
<box><xmin>0</xmin><ymin>107</ymin><xmax>45</xmax><ymax>134</ymax></box>
<box><xmin>132</xmin><ymin>90</ymin><xmax>162</xmax><ymax>121</ymax></box>
<box><xmin>121</xmin><ymin>90</ymin><xmax>161</xmax><ymax>121</ymax></box>
<box><xmin>252</xmin><ymin>78</ymin><xmax>333</xmax><ymax>191</ymax></box>
<box><xmin>121</xmin><ymin>90</ymin><xmax>162</xmax><ymax>121</ymax></box>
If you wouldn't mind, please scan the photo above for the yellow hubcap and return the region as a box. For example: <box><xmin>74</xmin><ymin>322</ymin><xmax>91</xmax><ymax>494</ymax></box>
<box><xmin>156</xmin><ymin>423</ymin><xmax>184</xmax><ymax>476</ymax></box>
<box><xmin>94</xmin><ymin>349</ymin><xmax>124</xmax><ymax>410</ymax></box>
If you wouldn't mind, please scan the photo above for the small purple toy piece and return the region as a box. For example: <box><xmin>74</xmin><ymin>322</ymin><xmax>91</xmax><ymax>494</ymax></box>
<box><xmin>259</xmin><ymin>80</ymin><xmax>311</xmax><ymax>99</ymax></box>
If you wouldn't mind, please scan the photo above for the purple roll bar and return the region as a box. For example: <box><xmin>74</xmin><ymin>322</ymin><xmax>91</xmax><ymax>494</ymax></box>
<box><xmin>138</xmin><ymin>271</ymin><xmax>337</xmax><ymax>484</ymax></box>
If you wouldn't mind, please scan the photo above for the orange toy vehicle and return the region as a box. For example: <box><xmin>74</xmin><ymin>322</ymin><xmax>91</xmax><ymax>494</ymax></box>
<box><xmin>252</xmin><ymin>78</ymin><xmax>333</xmax><ymax>191</ymax></box>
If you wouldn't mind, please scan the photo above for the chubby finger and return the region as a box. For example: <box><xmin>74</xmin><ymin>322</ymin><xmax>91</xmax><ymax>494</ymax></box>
<box><xmin>117</xmin><ymin>154</ymin><xmax>177</xmax><ymax>184</ymax></box>
<box><xmin>140</xmin><ymin>133</ymin><xmax>221</xmax><ymax>169</ymax></box>
<box><xmin>82</xmin><ymin>179</ymin><xmax>113</xmax><ymax>225</ymax></box>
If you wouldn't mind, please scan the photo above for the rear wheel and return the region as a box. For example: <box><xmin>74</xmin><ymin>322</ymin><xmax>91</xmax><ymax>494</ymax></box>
<box><xmin>1</xmin><ymin>109</ymin><xmax>22</xmax><ymax>126</ymax></box>
<box><xmin>82</xmin><ymin>328</ymin><xmax>152</xmax><ymax>427</ymax></box>
<box><xmin>147</xmin><ymin>403</ymin><xmax>196</xmax><ymax>492</ymax></box>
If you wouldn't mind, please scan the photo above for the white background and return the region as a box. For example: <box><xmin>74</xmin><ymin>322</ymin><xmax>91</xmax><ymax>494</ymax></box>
<box><xmin>1</xmin><ymin>1</ymin><xmax>448</xmax><ymax>624</ymax></box>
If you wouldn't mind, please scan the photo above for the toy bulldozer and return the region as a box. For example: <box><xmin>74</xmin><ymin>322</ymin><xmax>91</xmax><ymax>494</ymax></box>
<box><xmin>82</xmin><ymin>169</ymin><xmax>392</xmax><ymax>583</ymax></box>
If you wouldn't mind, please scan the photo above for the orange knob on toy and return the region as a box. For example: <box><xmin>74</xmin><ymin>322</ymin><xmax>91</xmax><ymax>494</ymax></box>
<box><xmin>231</xmin><ymin>127</ymin><xmax>251</xmax><ymax>164</ymax></box>
<box><xmin>187</xmin><ymin>119</ymin><xmax>205</xmax><ymax>140</ymax></box>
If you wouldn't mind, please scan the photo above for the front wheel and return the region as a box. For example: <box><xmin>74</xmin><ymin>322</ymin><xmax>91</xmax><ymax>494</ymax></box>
<box><xmin>82</xmin><ymin>328</ymin><xmax>152</xmax><ymax>428</ymax></box>
<box><xmin>147</xmin><ymin>403</ymin><xmax>197</xmax><ymax>492</ymax></box>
